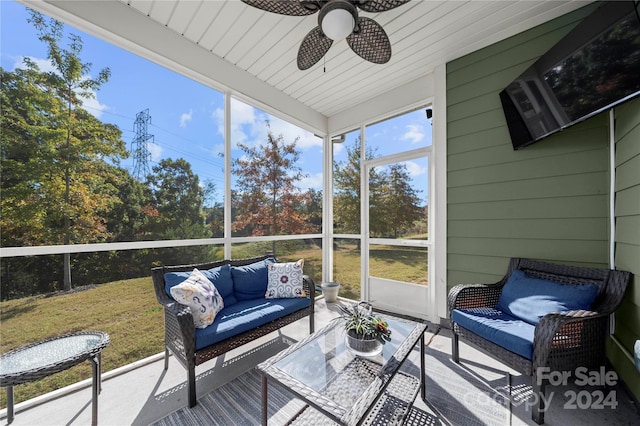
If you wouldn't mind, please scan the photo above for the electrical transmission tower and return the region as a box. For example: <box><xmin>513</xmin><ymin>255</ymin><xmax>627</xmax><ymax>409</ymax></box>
<box><xmin>131</xmin><ymin>109</ymin><xmax>153</xmax><ymax>180</ymax></box>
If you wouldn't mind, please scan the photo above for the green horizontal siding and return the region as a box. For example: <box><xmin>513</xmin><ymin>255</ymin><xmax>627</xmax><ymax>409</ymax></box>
<box><xmin>445</xmin><ymin>2</ymin><xmax>639</xmax><ymax>398</ymax></box>
<box><xmin>449</xmin><ymin>218</ymin><xmax>607</xmax><ymax>240</ymax></box>
<box><xmin>446</xmin><ymin>2</ymin><xmax>611</xmax><ymax>282</ymax></box>
<box><xmin>612</xmin><ymin>96</ymin><xmax>640</xmax><ymax>399</ymax></box>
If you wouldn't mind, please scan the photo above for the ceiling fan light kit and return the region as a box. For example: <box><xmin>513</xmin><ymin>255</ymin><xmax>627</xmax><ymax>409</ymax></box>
<box><xmin>319</xmin><ymin>0</ymin><xmax>357</xmax><ymax>41</ymax></box>
<box><xmin>241</xmin><ymin>0</ymin><xmax>411</xmax><ymax>70</ymax></box>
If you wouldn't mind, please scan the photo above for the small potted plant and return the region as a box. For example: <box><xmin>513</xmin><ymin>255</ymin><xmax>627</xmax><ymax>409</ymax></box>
<box><xmin>338</xmin><ymin>301</ymin><xmax>391</xmax><ymax>356</ymax></box>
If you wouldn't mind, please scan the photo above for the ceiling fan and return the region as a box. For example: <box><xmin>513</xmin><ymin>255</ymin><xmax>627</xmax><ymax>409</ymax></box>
<box><xmin>241</xmin><ymin>0</ymin><xmax>411</xmax><ymax>70</ymax></box>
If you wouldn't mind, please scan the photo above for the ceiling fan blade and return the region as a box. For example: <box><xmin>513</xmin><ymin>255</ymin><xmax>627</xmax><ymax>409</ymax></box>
<box><xmin>356</xmin><ymin>0</ymin><xmax>411</xmax><ymax>13</ymax></box>
<box><xmin>347</xmin><ymin>17</ymin><xmax>391</xmax><ymax>64</ymax></box>
<box><xmin>297</xmin><ymin>26</ymin><xmax>333</xmax><ymax>70</ymax></box>
<box><xmin>241</xmin><ymin>0</ymin><xmax>320</xmax><ymax>16</ymax></box>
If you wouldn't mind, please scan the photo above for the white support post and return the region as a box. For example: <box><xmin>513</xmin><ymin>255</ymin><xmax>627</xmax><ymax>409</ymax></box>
<box><xmin>323</xmin><ymin>135</ymin><xmax>333</xmax><ymax>284</ymax></box>
<box><xmin>224</xmin><ymin>93</ymin><xmax>232</xmax><ymax>259</ymax></box>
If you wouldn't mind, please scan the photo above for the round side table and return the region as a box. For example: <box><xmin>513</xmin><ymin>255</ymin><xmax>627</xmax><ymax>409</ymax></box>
<box><xmin>0</xmin><ymin>331</ymin><xmax>110</xmax><ymax>425</ymax></box>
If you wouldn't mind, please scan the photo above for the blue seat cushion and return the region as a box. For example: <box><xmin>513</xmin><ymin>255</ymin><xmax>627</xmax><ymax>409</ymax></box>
<box><xmin>165</xmin><ymin>264</ymin><xmax>237</xmax><ymax>307</ymax></box>
<box><xmin>452</xmin><ymin>308</ymin><xmax>535</xmax><ymax>360</ymax></box>
<box><xmin>496</xmin><ymin>269</ymin><xmax>599</xmax><ymax>325</ymax></box>
<box><xmin>201</xmin><ymin>264</ymin><xmax>236</xmax><ymax>306</ymax></box>
<box><xmin>194</xmin><ymin>297</ymin><xmax>310</xmax><ymax>350</ymax></box>
<box><xmin>231</xmin><ymin>258</ymin><xmax>275</xmax><ymax>301</ymax></box>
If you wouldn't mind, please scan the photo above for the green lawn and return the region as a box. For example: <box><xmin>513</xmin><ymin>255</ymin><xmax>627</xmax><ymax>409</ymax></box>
<box><xmin>0</xmin><ymin>277</ymin><xmax>163</xmax><ymax>408</ymax></box>
<box><xmin>0</xmin><ymin>245</ymin><xmax>426</xmax><ymax>408</ymax></box>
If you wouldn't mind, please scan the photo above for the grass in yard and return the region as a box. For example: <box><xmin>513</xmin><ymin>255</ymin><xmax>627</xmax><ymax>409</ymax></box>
<box><xmin>333</xmin><ymin>243</ymin><xmax>427</xmax><ymax>300</ymax></box>
<box><xmin>0</xmin><ymin>277</ymin><xmax>163</xmax><ymax>409</ymax></box>
<box><xmin>0</xmin><ymin>242</ymin><xmax>426</xmax><ymax>408</ymax></box>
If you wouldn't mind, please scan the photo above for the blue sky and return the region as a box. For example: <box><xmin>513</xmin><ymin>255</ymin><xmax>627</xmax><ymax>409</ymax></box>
<box><xmin>1</xmin><ymin>0</ymin><xmax>430</xmax><ymax>204</ymax></box>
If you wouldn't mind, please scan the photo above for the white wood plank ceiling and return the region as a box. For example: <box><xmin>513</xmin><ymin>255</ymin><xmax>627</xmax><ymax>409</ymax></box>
<box><xmin>30</xmin><ymin>0</ymin><xmax>591</xmax><ymax>129</ymax></box>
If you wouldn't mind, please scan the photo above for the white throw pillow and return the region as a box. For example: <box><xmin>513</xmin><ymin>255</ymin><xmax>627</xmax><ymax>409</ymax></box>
<box><xmin>265</xmin><ymin>259</ymin><xmax>305</xmax><ymax>299</ymax></box>
<box><xmin>170</xmin><ymin>268</ymin><xmax>224</xmax><ymax>328</ymax></box>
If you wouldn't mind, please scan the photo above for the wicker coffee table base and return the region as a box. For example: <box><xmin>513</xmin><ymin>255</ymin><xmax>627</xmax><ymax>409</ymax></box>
<box><xmin>287</xmin><ymin>368</ymin><xmax>420</xmax><ymax>426</ymax></box>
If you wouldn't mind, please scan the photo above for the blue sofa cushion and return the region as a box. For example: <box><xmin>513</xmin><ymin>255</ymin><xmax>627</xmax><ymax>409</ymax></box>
<box><xmin>496</xmin><ymin>269</ymin><xmax>599</xmax><ymax>325</ymax></box>
<box><xmin>452</xmin><ymin>308</ymin><xmax>535</xmax><ymax>360</ymax></box>
<box><xmin>194</xmin><ymin>297</ymin><xmax>310</xmax><ymax>350</ymax></box>
<box><xmin>201</xmin><ymin>264</ymin><xmax>236</xmax><ymax>307</ymax></box>
<box><xmin>231</xmin><ymin>258</ymin><xmax>275</xmax><ymax>301</ymax></box>
<box><xmin>164</xmin><ymin>264</ymin><xmax>236</xmax><ymax>307</ymax></box>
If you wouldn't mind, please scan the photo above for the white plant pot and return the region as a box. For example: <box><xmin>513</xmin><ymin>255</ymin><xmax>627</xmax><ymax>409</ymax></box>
<box><xmin>345</xmin><ymin>331</ymin><xmax>383</xmax><ymax>357</ymax></box>
<box><xmin>321</xmin><ymin>282</ymin><xmax>340</xmax><ymax>303</ymax></box>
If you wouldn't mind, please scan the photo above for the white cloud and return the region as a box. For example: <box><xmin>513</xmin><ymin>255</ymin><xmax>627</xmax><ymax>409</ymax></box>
<box><xmin>214</xmin><ymin>107</ymin><xmax>225</xmax><ymax>135</ymax></box>
<box><xmin>180</xmin><ymin>109</ymin><xmax>193</xmax><ymax>127</ymax></box>
<box><xmin>332</xmin><ymin>141</ymin><xmax>345</xmax><ymax>157</ymax></box>
<box><xmin>214</xmin><ymin>99</ymin><xmax>322</xmax><ymax>151</ymax></box>
<box><xmin>268</xmin><ymin>116</ymin><xmax>322</xmax><ymax>150</ymax></box>
<box><xmin>80</xmin><ymin>88</ymin><xmax>108</xmax><ymax>119</ymax></box>
<box><xmin>213</xmin><ymin>143</ymin><xmax>225</xmax><ymax>158</ymax></box>
<box><xmin>147</xmin><ymin>142</ymin><xmax>163</xmax><ymax>162</ymax></box>
<box><xmin>401</xmin><ymin>124</ymin><xmax>425</xmax><ymax>144</ymax></box>
<box><xmin>404</xmin><ymin>160</ymin><xmax>428</xmax><ymax>177</ymax></box>
<box><xmin>13</xmin><ymin>56</ymin><xmax>54</xmax><ymax>73</ymax></box>
<box><xmin>300</xmin><ymin>172</ymin><xmax>323</xmax><ymax>191</ymax></box>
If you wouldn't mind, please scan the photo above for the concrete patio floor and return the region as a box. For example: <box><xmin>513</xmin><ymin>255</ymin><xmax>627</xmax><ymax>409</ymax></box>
<box><xmin>1</xmin><ymin>299</ymin><xmax>637</xmax><ymax>425</ymax></box>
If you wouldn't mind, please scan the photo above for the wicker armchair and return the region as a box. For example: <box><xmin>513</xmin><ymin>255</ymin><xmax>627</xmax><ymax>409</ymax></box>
<box><xmin>448</xmin><ymin>258</ymin><xmax>630</xmax><ymax>424</ymax></box>
<box><xmin>151</xmin><ymin>254</ymin><xmax>315</xmax><ymax>408</ymax></box>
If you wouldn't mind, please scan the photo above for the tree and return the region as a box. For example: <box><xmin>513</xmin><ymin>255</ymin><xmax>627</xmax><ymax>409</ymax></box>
<box><xmin>28</xmin><ymin>10</ymin><xmax>112</xmax><ymax>290</ymax></box>
<box><xmin>333</xmin><ymin>138</ymin><xmax>384</xmax><ymax>235</ymax></box>
<box><xmin>375</xmin><ymin>163</ymin><xmax>424</xmax><ymax>238</ymax></box>
<box><xmin>144</xmin><ymin>158</ymin><xmax>211</xmax><ymax>265</ymax></box>
<box><xmin>303</xmin><ymin>188</ymin><xmax>323</xmax><ymax>231</ymax></box>
<box><xmin>146</xmin><ymin>158</ymin><xmax>208</xmax><ymax>238</ymax></box>
<box><xmin>231</xmin><ymin>123</ymin><xmax>318</xmax><ymax>254</ymax></box>
<box><xmin>1</xmin><ymin>61</ymin><xmax>126</xmax><ymax>293</ymax></box>
<box><xmin>333</xmin><ymin>138</ymin><xmax>424</xmax><ymax>238</ymax></box>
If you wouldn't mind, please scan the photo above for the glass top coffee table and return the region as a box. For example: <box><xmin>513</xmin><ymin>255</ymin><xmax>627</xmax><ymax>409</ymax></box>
<box><xmin>0</xmin><ymin>331</ymin><xmax>110</xmax><ymax>425</ymax></box>
<box><xmin>258</xmin><ymin>312</ymin><xmax>426</xmax><ymax>425</ymax></box>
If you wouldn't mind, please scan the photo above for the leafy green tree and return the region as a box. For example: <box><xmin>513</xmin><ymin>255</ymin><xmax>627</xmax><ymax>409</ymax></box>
<box><xmin>15</xmin><ymin>10</ymin><xmax>115</xmax><ymax>290</ymax></box>
<box><xmin>374</xmin><ymin>163</ymin><xmax>424</xmax><ymax>238</ymax></box>
<box><xmin>1</xmin><ymin>57</ymin><xmax>125</xmax><ymax>294</ymax></box>
<box><xmin>333</xmin><ymin>138</ymin><xmax>383</xmax><ymax>235</ymax></box>
<box><xmin>104</xmin><ymin>167</ymin><xmax>155</xmax><ymax>242</ymax></box>
<box><xmin>333</xmin><ymin>138</ymin><xmax>424</xmax><ymax>238</ymax></box>
<box><xmin>231</xmin><ymin>123</ymin><xmax>318</xmax><ymax>254</ymax></box>
<box><xmin>303</xmin><ymin>188</ymin><xmax>323</xmax><ymax>231</ymax></box>
<box><xmin>146</xmin><ymin>158</ymin><xmax>208</xmax><ymax>238</ymax></box>
<box><xmin>205</xmin><ymin>202</ymin><xmax>225</xmax><ymax>238</ymax></box>
<box><xmin>145</xmin><ymin>158</ymin><xmax>212</xmax><ymax>265</ymax></box>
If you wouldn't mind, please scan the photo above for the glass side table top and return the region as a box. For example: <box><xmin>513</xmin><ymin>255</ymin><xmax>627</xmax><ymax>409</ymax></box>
<box><xmin>0</xmin><ymin>331</ymin><xmax>110</xmax><ymax>385</ymax></box>
<box><xmin>259</xmin><ymin>314</ymin><xmax>426</xmax><ymax>425</ymax></box>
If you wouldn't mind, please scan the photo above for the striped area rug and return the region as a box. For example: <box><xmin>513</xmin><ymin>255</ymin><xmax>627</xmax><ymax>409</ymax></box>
<box><xmin>150</xmin><ymin>368</ymin><xmax>305</xmax><ymax>426</ymax></box>
<box><xmin>151</xmin><ymin>328</ymin><xmax>510</xmax><ymax>426</ymax></box>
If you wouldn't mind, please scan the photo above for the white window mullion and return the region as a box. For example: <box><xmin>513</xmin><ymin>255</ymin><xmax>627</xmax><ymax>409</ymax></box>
<box><xmin>361</xmin><ymin>124</ymin><xmax>370</xmax><ymax>301</ymax></box>
<box><xmin>224</xmin><ymin>93</ymin><xmax>232</xmax><ymax>259</ymax></box>
<box><xmin>323</xmin><ymin>135</ymin><xmax>333</xmax><ymax>284</ymax></box>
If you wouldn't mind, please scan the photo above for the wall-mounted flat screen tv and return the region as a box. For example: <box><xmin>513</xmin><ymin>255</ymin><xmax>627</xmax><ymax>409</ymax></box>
<box><xmin>500</xmin><ymin>1</ymin><xmax>640</xmax><ymax>150</ymax></box>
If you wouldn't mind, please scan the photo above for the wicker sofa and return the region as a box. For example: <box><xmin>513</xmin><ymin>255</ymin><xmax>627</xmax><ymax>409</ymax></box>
<box><xmin>448</xmin><ymin>258</ymin><xmax>630</xmax><ymax>424</ymax></box>
<box><xmin>151</xmin><ymin>254</ymin><xmax>315</xmax><ymax>408</ymax></box>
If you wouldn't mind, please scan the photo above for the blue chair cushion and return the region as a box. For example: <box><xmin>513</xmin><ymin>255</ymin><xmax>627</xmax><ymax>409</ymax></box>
<box><xmin>165</xmin><ymin>264</ymin><xmax>236</xmax><ymax>307</ymax></box>
<box><xmin>231</xmin><ymin>258</ymin><xmax>275</xmax><ymax>301</ymax></box>
<box><xmin>496</xmin><ymin>269</ymin><xmax>599</xmax><ymax>325</ymax></box>
<box><xmin>452</xmin><ymin>307</ymin><xmax>535</xmax><ymax>360</ymax></box>
<box><xmin>201</xmin><ymin>264</ymin><xmax>236</xmax><ymax>307</ymax></box>
<box><xmin>194</xmin><ymin>297</ymin><xmax>310</xmax><ymax>350</ymax></box>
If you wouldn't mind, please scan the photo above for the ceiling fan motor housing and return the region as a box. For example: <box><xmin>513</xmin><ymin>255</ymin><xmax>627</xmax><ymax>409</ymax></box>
<box><xmin>319</xmin><ymin>0</ymin><xmax>358</xmax><ymax>40</ymax></box>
